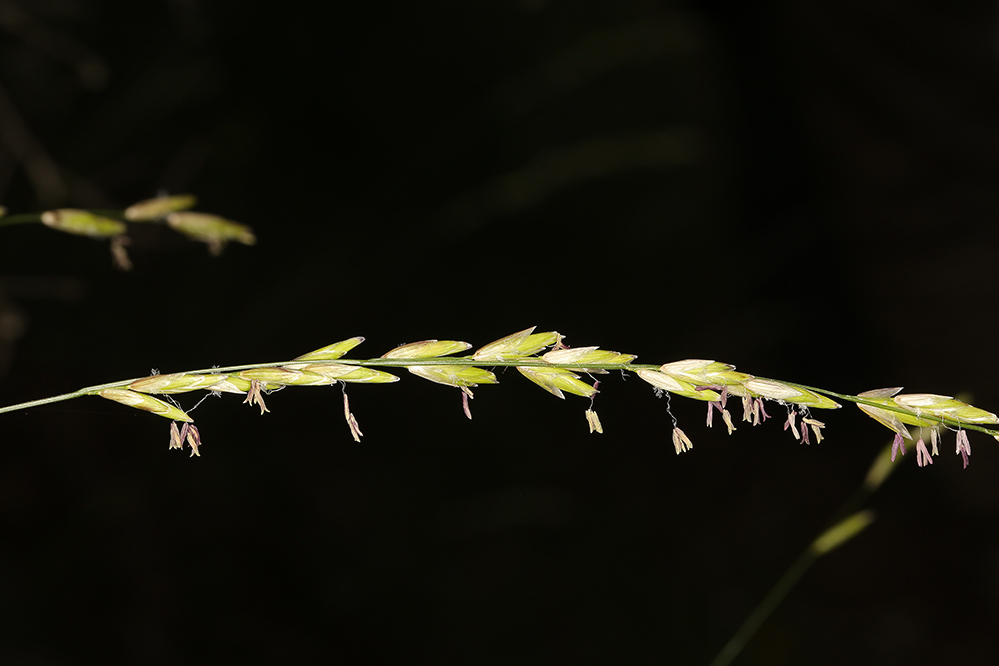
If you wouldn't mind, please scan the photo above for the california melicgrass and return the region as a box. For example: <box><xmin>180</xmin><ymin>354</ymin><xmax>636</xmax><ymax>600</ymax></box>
<box><xmin>0</xmin><ymin>194</ymin><xmax>255</xmax><ymax>269</ymax></box>
<box><xmin>1</xmin><ymin>327</ymin><xmax>996</xmax><ymax>464</ymax></box>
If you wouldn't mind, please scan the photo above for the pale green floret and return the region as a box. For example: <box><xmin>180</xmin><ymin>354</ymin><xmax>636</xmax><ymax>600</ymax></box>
<box><xmin>41</xmin><ymin>209</ymin><xmax>126</xmax><ymax>238</ymax></box>
<box><xmin>212</xmin><ymin>376</ymin><xmax>254</xmax><ymax>393</ymax></box>
<box><xmin>519</xmin><ymin>332</ymin><xmax>561</xmax><ymax>355</ymax></box>
<box><xmin>382</xmin><ymin>340</ymin><xmax>472</xmax><ymax>358</ymax></box>
<box><xmin>129</xmin><ymin>373</ymin><xmax>227</xmax><ymax>394</ymax></box>
<box><xmin>284</xmin><ymin>363</ymin><xmax>399</xmax><ymax>383</ymax></box>
<box><xmin>199</xmin><ymin>375</ymin><xmax>250</xmax><ymax>393</ymax></box>
<box><xmin>517</xmin><ymin>366</ymin><xmax>597</xmax><ymax>399</ymax></box>
<box><xmin>98</xmin><ymin>388</ymin><xmax>193</xmax><ymax>422</ymax></box>
<box><xmin>292</xmin><ymin>337</ymin><xmax>365</xmax><ymax>361</ymax></box>
<box><xmin>892</xmin><ymin>393</ymin><xmax>999</xmax><ymax>425</ymax></box>
<box><xmin>124</xmin><ymin>194</ymin><xmax>197</xmax><ymax>221</ymax></box>
<box><xmin>473</xmin><ymin>327</ymin><xmax>560</xmax><ymax>361</ymax></box>
<box><xmin>856</xmin><ymin>388</ymin><xmax>923</xmax><ymax>432</ymax></box>
<box><xmin>856</xmin><ymin>404</ymin><xmax>915</xmax><ymax>437</ymax></box>
<box><xmin>743</xmin><ymin>378</ymin><xmax>841</xmax><ymax>409</ymax></box>
<box><xmin>542</xmin><ymin>346</ymin><xmax>637</xmax><ymax>366</ymax></box>
<box><xmin>239</xmin><ymin>367</ymin><xmax>331</xmax><ymax>386</ymax></box>
<box><xmin>166</xmin><ymin>212</ymin><xmax>256</xmax><ymax>250</ymax></box>
<box><xmin>658</xmin><ymin>359</ymin><xmax>752</xmax><ymax>386</ymax></box>
<box><xmin>407</xmin><ymin>365</ymin><xmax>498</xmax><ymax>388</ymax></box>
<box><xmin>636</xmin><ymin>369</ymin><xmax>721</xmax><ymax>401</ymax></box>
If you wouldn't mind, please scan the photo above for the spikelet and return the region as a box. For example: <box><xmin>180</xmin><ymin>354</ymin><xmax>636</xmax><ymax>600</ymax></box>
<box><xmin>129</xmin><ymin>373</ymin><xmax>228</xmax><ymax>394</ymax></box>
<box><xmin>41</xmin><ymin>209</ymin><xmax>126</xmax><ymax>238</ymax></box>
<box><xmin>892</xmin><ymin>393</ymin><xmax>999</xmax><ymax>425</ymax></box>
<box><xmin>292</xmin><ymin>337</ymin><xmax>366</xmax><ymax>361</ymax></box>
<box><xmin>517</xmin><ymin>366</ymin><xmax>597</xmax><ymax>399</ymax></box>
<box><xmin>239</xmin><ymin>367</ymin><xmax>332</xmax><ymax>386</ymax></box>
<box><xmin>407</xmin><ymin>365</ymin><xmax>498</xmax><ymax>389</ymax></box>
<box><xmin>658</xmin><ymin>359</ymin><xmax>751</xmax><ymax>387</ymax></box>
<box><xmin>98</xmin><ymin>389</ymin><xmax>192</xmax><ymax>421</ymax></box>
<box><xmin>124</xmin><ymin>194</ymin><xmax>197</xmax><ymax>221</ymax></box>
<box><xmin>737</xmin><ymin>378</ymin><xmax>840</xmax><ymax>410</ymax></box>
<box><xmin>474</xmin><ymin>327</ymin><xmax>560</xmax><ymax>361</ymax></box>
<box><xmin>382</xmin><ymin>340</ymin><xmax>472</xmax><ymax>358</ymax></box>
<box><xmin>637</xmin><ymin>369</ymin><xmax>721</xmax><ymax>401</ymax></box>
<box><xmin>166</xmin><ymin>212</ymin><xmax>256</xmax><ymax>255</ymax></box>
<box><xmin>284</xmin><ymin>363</ymin><xmax>399</xmax><ymax>384</ymax></box>
<box><xmin>542</xmin><ymin>346</ymin><xmax>636</xmax><ymax>371</ymax></box>
<box><xmin>856</xmin><ymin>388</ymin><xmax>915</xmax><ymax>436</ymax></box>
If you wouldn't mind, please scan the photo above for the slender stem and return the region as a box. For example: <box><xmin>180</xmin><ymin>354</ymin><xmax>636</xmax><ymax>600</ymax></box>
<box><xmin>709</xmin><ymin>547</ymin><xmax>818</xmax><ymax>666</ymax></box>
<box><xmin>0</xmin><ymin>213</ymin><xmax>44</xmax><ymax>227</ymax></box>
<box><xmin>709</xmin><ymin>447</ymin><xmax>890</xmax><ymax>666</ymax></box>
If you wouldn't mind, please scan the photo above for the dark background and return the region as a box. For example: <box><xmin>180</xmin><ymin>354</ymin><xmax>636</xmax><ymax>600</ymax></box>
<box><xmin>2</xmin><ymin>1</ymin><xmax>999</xmax><ymax>663</ymax></box>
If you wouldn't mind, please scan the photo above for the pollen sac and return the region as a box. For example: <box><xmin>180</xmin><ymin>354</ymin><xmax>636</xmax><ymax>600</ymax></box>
<box><xmin>636</xmin><ymin>369</ymin><xmax>720</xmax><ymax>401</ymax></box>
<box><xmin>473</xmin><ymin>327</ymin><xmax>560</xmax><ymax>361</ymax></box>
<box><xmin>382</xmin><ymin>340</ymin><xmax>472</xmax><ymax>358</ymax></box>
<box><xmin>41</xmin><ymin>209</ymin><xmax>126</xmax><ymax>238</ymax></box>
<box><xmin>585</xmin><ymin>409</ymin><xmax>603</xmax><ymax>434</ymax></box>
<box><xmin>98</xmin><ymin>388</ymin><xmax>193</xmax><ymax>422</ymax></box>
<box><xmin>124</xmin><ymin>194</ymin><xmax>197</xmax><ymax>221</ymax></box>
<box><xmin>292</xmin><ymin>337</ymin><xmax>365</xmax><ymax>361</ymax></box>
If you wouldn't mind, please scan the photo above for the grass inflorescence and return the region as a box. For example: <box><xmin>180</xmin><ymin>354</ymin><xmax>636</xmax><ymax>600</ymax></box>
<box><xmin>0</xmin><ymin>194</ymin><xmax>255</xmax><ymax>269</ymax></box>
<box><xmin>1</xmin><ymin>327</ymin><xmax>995</xmax><ymax>463</ymax></box>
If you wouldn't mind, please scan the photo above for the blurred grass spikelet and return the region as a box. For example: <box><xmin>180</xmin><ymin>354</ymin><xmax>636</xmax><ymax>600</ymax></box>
<box><xmin>41</xmin><ymin>209</ymin><xmax>126</xmax><ymax>237</ymax></box>
<box><xmin>124</xmin><ymin>194</ymin><xmax>197</xmax><ymax>221</ymax></box>
<box><xmin>166</xmin><ymin>211</ymin><xmax>256</xmax><ymax>255</ymax></box>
